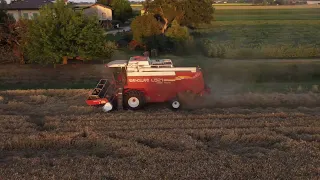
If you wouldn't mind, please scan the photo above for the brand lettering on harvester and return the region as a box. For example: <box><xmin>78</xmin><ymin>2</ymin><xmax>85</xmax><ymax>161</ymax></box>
<box><xmin>151</xmin><ymin>78</ymin><xmax>163</xmax><ymax>83</ymax></box>
<box><xmin>128</xmin><ymin>78</ymin><xmax>165</xmax><ymax>83</ymax></box>
<box><xmin>129</xmin><ymin>78</ymin><xmax>149</xmax><ymax>83</ymax></box>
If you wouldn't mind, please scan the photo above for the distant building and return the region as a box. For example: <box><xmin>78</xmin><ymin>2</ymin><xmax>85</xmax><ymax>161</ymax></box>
<box><xmin>2</xmin><ymin>1</ymin><xmax>113</xmax><ymax>22</ymax></box>
<box><xmin>4</xmin><ymin>0</ymin><xmax>54</xmax><ymax>21</ymax></box>
<box><xmin>307</xmin><ymin>1</ymin><xmax>320</xmax><ymax>4</ymax></box>
<box><xmin>82</xmin><ymin>4</ymin><xmax>113</xmax><ymax>21</ymax></box>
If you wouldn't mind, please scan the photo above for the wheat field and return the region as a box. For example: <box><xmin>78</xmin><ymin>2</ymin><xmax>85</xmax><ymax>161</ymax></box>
<box><xmin>0</xmin><ymin>89</ymin><xmax>319</xmax><ymax>179</ymax></box>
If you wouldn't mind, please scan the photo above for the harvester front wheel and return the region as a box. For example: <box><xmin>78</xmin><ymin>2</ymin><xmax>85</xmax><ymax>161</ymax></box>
<box><xmin>170</xmin><ymin>98</ymin><xmax>182</xmax><ymax>110</ymax></box>
<box><xmin>123</xmin><ymin>90</ymin><xmax>145</xmax><ymax>110</ymax></box>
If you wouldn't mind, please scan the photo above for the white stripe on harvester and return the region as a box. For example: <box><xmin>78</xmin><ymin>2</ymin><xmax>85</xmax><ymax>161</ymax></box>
<box><xmin>127</xmin><ymin>72</ymin><xmax>176</xmax><ymax>76</ymax></box>
<box><xmin>140</xmin><ymin>67</ymin><xmax>197</xmax><ymax>73</ymax></box>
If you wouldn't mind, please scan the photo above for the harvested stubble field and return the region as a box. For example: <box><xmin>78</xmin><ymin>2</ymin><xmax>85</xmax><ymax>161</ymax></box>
<box><xmin>0</xmin><ymin>89</ymin><xmax>319</xmax><ymax>179</ymax></box>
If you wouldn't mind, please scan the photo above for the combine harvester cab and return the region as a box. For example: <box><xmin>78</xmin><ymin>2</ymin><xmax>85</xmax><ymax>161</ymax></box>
<box><xmin>86</xmin><ymin>56</ymin><xmax>211</xmax><ymax>112</ymax></box>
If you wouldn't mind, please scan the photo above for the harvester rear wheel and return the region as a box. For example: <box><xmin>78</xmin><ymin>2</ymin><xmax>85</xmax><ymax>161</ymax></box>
<box><xmin>123</xmin><ymin>90</ymin><xmax>145</xmax><ymax>110</ymax></box>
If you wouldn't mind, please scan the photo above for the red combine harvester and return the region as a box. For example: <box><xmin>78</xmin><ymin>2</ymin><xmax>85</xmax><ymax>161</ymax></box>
<box><xmin>86</xmin><ymin>56</ymin><xmax>211</xmax><ymax>112</ymax></box>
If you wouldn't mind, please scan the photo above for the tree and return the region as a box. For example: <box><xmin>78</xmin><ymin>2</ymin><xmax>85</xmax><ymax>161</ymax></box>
<box><xmin>179</xmin><ymin>0</ymin><xmax>215</xmax><ymax>28</ymax></box>
<box><xmin>0</xmin><ymin>0</ymin><xmax>11</xmax><ymax>24</ymax></box>
<box><xmin>0</xmin><ymin>0</ymin><xmax>25</xmax><ymax>63</ymax></box>
<box><xmin>165</xmin><ymin>19</ymin><xmax>193</xmax><ymax>54</ymax></box>
<box><xmin>111</xmin><ymin>0</ymin><xmax>133</xmax><ymax>23</ymax></box>
<box><xmin>143</xmin><ymin>0</ymin><xmax>183</xmax><ymax>33</ymax></box>
<box><xmin>96</xmin><ymin>0</ymin><xmax>113</xmax><ymax>6</ymax></box>
<box><xmin>130</xmin><ymin>14</ymin><xmax>162</xmax><ymax>44</ymax></box>
<box><xmin>165</xmin><ymin>20</ymin><xmax>190</xmax><ymax>42</ymax></box>
<box><xmin>24</xmin><ymin>0</ymin><xmax>116</xmax><ymax>65</ymax></box>
<box><xmin>131</xmin><ymin>0</ymin><xmax>214</xmax><ymax>53</ymax></box>
<box><xmin>0</xmin><ymin>19</ymin><xmax>28</xmax><ymax>64</ymax></box>
<box><xmin>143</xmin><ymin>0</ymin><xmax>215</xmax><ymax>30</ymax></box>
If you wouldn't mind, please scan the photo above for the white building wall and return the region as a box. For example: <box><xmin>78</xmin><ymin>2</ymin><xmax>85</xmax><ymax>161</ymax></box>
<box><xmin>307</xmin><ymin>1</ymin><xmax>320</xmax><ymax>4</ymax></box>
<box><xmin>83</xmin><ymin>5</ymin><xmax>112</xmax><ymax>21</ymax></box>
<box><xmin>7</xmin><ymin>10</ymin><xmax>20</xmax><ymax>20</ymax></box>
<box><xmin>7</xmin><ymin>10</ymin><xmax>40</xmax><ymax>21</ymax></box>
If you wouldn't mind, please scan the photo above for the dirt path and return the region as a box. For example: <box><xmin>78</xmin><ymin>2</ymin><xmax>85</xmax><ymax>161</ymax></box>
<box><xmin>104</xmin><ymin>26</ymin><xmax>131</xmax><ymax>35</ymax></box>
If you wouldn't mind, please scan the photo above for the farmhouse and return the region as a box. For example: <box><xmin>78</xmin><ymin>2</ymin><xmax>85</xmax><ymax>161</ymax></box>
<box><xmin>5</xmin><ymin>0</ymin><xmax>54</xmax><ymax>21</ymax></box>
<box><xmin>3</xmin><ymin>0</ymin><xmax>113</xmax><ymax>22</ymax></box>
<box><xmin>82</xmin><ymin>4</ymin><xmax>113</xmax><ymax>21</ymax></box>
